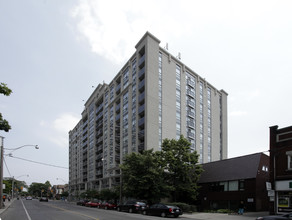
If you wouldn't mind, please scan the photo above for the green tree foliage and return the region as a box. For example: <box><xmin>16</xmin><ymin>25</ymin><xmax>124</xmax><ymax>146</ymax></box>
<box><xmin>80</xmin><ymin>189</ymin><xmax>98</xmax><ymax>199</ymax></box>
<box><xmin>3</xmin><ymin>178</ymin><xmax>28</xmax><ymax>195</ymax></box>
<box><xmin>121</xmin><ymin>136</ymin><xmax>202</xmax><ymax>204</ymax></box>
<box><xmin>28</xmin><ymin>181</ymin><xmax>52</xmax><ymax>197</ymax></box>
<box><xmin>99</xmin><ymin>188</ymin><xmax>118</xmax><ymax>201</ymax></box>
<box><xmin>120</xmin><ymin>149</ymin><xmax>169</xmax><ymax>204</ymax></box>
<box><xmin>3</xmin><ymin>179</ymin><xmax>12</xmax><ymax>194</ymax></box>
<box><xmin>161</xmin><ymin>135</ymin><xmax>203</xmax><ymax>203</ymax></box>
<box><xmin>0</xmin><ymin>83</ymin><xmax>12</xmax><ymax>132</ymax></box>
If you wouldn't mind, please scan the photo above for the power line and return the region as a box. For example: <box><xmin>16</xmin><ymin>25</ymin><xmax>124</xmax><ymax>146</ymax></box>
<box><xmin>3</xmin><ymin>157</ymin><xmax>12</xmax><ymax>177</ymax></box>
<box><xmin>7</xmin><ymin>155</ymin><xmax>68</xmax><ymax>169</ymax></box>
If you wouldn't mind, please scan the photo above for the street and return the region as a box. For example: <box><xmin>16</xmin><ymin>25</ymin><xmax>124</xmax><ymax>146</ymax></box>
<box><xmin>0</xmin><ymin>199</ymin><xmax>185</xmax><ymax>220</ymax></box>
<box><xmin>0</xmin><ymin>199</ymin><xmax>264</xmax><ymax>220</ymax></box>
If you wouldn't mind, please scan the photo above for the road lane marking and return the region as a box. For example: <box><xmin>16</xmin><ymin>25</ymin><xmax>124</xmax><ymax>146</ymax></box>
<box><xmin>20</xmin><ymin>199</ymin><xmax>32</xmax><ymax>220</ymax></box>
<box><xmin>43</xmin><ymin>203</ymin><xmax>99</xmax><ymax>220</ymax></box>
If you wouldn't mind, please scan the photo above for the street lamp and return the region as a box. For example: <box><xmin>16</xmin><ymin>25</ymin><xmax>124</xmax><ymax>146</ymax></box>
<box><xmin>4</xmin><ymin>145</ymin><xmax>39</xmax><ymax>152</ymax></box>
<box><xmin>12</xmin><ymin>174</ymin><xmax>29</xmax><ymax>199</ymax></box>
<box><xmin>56</xmin><ymin>178</ymin><xmax>66</xmax><ymax>184</ymax></box>
<box><xmin>0</xmin><ymin>139</ymin><xmax>38</xmax><ymax>209</ymax></box>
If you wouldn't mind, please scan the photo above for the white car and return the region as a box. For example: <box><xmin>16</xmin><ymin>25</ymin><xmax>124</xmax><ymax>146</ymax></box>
<box><xmin>26</xmin><ymin>196</ymin><xmax>33</xmax><ymax>200</ymax></box>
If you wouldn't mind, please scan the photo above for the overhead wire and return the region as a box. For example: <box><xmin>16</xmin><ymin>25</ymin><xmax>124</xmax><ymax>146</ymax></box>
<box><xmin>3</xmin><ymin>157</ymin><xmax>12</xmax><ymax>177</ymax></box>
<box><xmin>7</xmin><ymin>155</ymin><xmax>68</xmax><ymax>169</ymax></box>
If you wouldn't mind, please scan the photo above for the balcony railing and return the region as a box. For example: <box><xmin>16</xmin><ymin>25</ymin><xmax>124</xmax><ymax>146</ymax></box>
<box><xmin>138</xmin><ymin>54</ymin><xmax>145</xmax><ymax>67</ymax></box>
<box><xmin>138</xmin><ymin>66</ymin><xmax>145</xmax><ymax>80</ymax></box>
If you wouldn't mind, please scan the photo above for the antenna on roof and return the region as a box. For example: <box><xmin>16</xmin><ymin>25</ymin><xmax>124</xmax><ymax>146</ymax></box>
<box><xmin>164</xmin><ymin>43</ymin><xmax>168</xmax><ymax>50</ymax></box>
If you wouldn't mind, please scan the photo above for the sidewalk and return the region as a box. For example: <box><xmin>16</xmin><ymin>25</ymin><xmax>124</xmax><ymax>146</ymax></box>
<box><xmin>182</xmin><ymin>212</ymin><xmax>268</xmax><ymax>220</ymax></box>
<box><xmin>0</xmin><ymin>199</ymin><xmax>15</xmax><ymax>215</ymax></box>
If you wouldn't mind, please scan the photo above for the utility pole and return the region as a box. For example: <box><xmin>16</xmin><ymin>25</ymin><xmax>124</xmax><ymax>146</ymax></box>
<box><xmin>0</xmin><ymin>136</ymin><xmax>4</xmax><ymax>209</ymax></box>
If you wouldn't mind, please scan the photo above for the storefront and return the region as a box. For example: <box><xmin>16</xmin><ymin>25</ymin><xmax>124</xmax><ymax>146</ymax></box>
<box><xmin>276</xmin><ymin>180</ymin><xmax>292</xmax><ymax>213</ymax></box>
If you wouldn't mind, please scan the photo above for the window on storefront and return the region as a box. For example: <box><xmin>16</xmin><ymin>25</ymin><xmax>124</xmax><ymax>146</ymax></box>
<box><xmin>286</xmin><ymin>151</ymin><xmax>292</xmax><ymax>170</ymax></box>
<box><xmin>229</xmin><ymin>180</ymin><xmax>239</xmax><ymax>191</ymax></box>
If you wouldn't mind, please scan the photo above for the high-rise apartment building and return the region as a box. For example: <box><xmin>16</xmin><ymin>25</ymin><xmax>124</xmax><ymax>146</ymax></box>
<box><xmin>69</xmin><ymin>32</ymin><xmax>228</xmax><ymax>195</ymax></box>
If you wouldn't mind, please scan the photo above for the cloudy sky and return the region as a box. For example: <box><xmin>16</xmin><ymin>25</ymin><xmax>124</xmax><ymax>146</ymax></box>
<box><xmin>0</xmin><ymin>0</ymin><xmax>291</xmax><ymax>186</ymax></box>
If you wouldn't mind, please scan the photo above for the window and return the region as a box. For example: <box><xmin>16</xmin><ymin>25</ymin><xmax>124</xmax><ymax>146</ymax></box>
<box><xmin>286</xmin><ymin>151</ymin><xmax>292</xmax><ymax>170</ymax></box>
<box><xmin>239</xmin><ymin>180</ymin><xmax>245</xmax><ymax>191</ymax></box>
<box><xmin>229</xmin><ymin>180</ymin><xmax>238</xmax><ymax>191</ymax></box>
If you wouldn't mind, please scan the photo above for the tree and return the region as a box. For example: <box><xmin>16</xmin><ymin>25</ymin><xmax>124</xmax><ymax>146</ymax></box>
<box><xmin>120</xmin><ymin>149</ymin><xmax>169</xmax><ymax>204</ymax></box>
<box><xmin>99</xmin><ymin>188</ymin><xmax>118</xmax><ymax>202</ymax></box>
<box><xmin>0</xmin><ymin>83</ymin><xmax>12</xmax><ymax>132</ymax></box>
<box><xmin>3</xmin><ymin>178</ymin><xmax>28</xmax><ymax>195</ymax></box>
<box><xmin>161</xmin><ymin>135</ymin><xmax>203</xmax><ymax>203</ymax></box>
<box><xmin>80</xmin><ymin>189</ymin><xmax>98</xmax><ymax>199</ymax></box>
<box><xmin>3</xmin><ymin>179</ymin><xmax>12</xmax><ymax>195</ymax></box>
<box><xmin>28</xmin><ymin>181</ymin><xmax>51</xmax><ymax>197</ymax></box>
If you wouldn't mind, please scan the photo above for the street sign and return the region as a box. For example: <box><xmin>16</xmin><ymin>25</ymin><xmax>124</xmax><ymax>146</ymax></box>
<box><xmin>268</xmin><ymin>190</ymin><xmax>275</xmax><ymax>197</ymax></box>
<box><xmin>266</xmin><ymin>182</ymin><xmax>272</xmax><ymax>190</ymax></box>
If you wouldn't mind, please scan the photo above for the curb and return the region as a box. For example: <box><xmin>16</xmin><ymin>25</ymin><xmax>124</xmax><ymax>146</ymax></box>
<box><xmin>0</xmin><ymin>199</ymin><xmax>15</xmax><ymax>215</ymax></box>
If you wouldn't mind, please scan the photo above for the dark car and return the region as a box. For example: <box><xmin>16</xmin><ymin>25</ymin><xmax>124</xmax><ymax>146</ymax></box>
<box><xmin>256</xmin><ymin>213</ymin><xmax>292</xmax><ymax>220</ymax></box>
<box><xmin>76</xmin><ymin>199</ymin><xmax>89</xmax><ymax>206</ymax></box>
<box><xmin>98</xmin><ymin>201</ymin><xmax>117</xmax><ymax>210</ymax></box>
<box><xmin>85</xmin><ymin>199</ymin><xmax>100</xmax><ymax>208</ymax></box>
<box><xmin>39</xmin><ymin>197</ymin><xmax>48</xmax><ymax>202</ymax></box>
<box><xmin>143</xmin><ymin>203</ymin><xmax>183</xmax><ymax>218</ymax></box>
<box><xmin>117</xmin><ymin>200</ymin><xmax>147</xmax><ymax>213</ymax></box>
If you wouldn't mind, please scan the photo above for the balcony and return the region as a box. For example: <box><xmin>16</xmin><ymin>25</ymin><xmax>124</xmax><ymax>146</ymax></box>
<box><xmin>187</xmin><ymin>79</ymin><xmax>195</xmax><ymax>88</ymax></box>
<box><xmin>138</xmin><ymin>91</ymin><xmax>145</xmax><ymax>104</ymax></box>
<box><xmin>138</xmin><ymin>143</ymin><xmax>145</xmax><ymax>153</ymax></box>
<box><xmin>115</xmin><ymin>103</ymin><xmax>121</xmax><ymax>112</ymax></box>
<box><xmin>138</xmin><ymin>104</ymin><xmax>145</xmax><ymax>115</ymax></box>
<box><xmin>138</xmin><ymin>79</ymin><xmax>145</xmax><ymax>92</ymax></box>
<box><xmin>187</xmin><ymin>131</ymin><xmax>195</xmax><ymax>139</ymax></box>
<box><xmin>187</xmin><ymin>110</ymin><xmax>195</xmax><ymax>118</ymax></box>
<box><xmin>187</xmin><ymin>100</ymin><xmax>195</xmax><ymax>108</ymax></box>
<box><xmin>138</xmin><ymin>117</ymin><xmax>145</xmax><ymax>128</ymax></box>
<box><xmin>116</xmin><ymin>83</ymin><xmax>121</xmax><ymax>94</ymax></box>
<box><xmin>96</xmin><ymin>154</ymin><xmax>103</xmax><ymax>160</ymax></box>
<box><xmin>96</xmin><ymin>104</ymin><xmax>103</xmax><ymax>114</ymax></box>
<box><xmin>138</xmin><ymin>66</ymin><xmax>145</xmax><ymax>80</ymax></box>
<box><xmin>115</xmin><ymin>145</ymin><xmax>120</xmax><ymax>152</ymax></box>
<box><xmin>115</xmin><ymin>155</ymin><xmax>120</xmax><ymax>162</ymax></box>
<box><xmin>138</xmin><ymin>54</ymin><xmax>145</xmax><ymax>68</ymax></box>
<box><xmin>96</xmin><ymin>130</ymin><xmax>103</xmax><ymax>137</ymax></box>
<box><xmin>138</xmin><ymin>129</ymin><xmax>145</xmax><ymax>140</ymax></box>
<box><xmin>82</xmin><ymin>135</ymin><xmax>88</xmax><ymax>142</ymax></box>
<box><xmin>115</xmin><ymin>113</ymin><xmax>120</xmax><ymax>122</ymax></box>
<box><xmin>187</xmin><ymin>121</ymin><xmax>195</xmax><ymax>128</ymax></box>
<box><xmin>186</xmin><ymin>89</ymin><xmax>195</xmax><ymax>98</ymax></box>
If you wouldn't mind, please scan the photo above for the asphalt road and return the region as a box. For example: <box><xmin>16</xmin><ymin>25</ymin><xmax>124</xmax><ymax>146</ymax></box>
<box><xmin>0</xmin><ymin>199</ymin><xmax>187</xmax><ymax>220</ymax></box>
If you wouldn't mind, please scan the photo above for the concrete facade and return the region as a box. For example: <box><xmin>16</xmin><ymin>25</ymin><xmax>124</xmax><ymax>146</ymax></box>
<box><xmin>69</xmin><ymin>32</ymin><xmax>228</xmax><ymax>197</ymax></box>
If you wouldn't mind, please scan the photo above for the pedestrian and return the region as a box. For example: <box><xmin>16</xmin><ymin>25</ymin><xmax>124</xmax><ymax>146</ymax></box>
<box><xmin>238</xmin><ymin>201</ymin><xmax>245</xmax><ymax>215</ymax></box>
<box><xmin>3</xmin><ymin>195</ymin><xmax>6</xmax><ymax>202</ymax></box>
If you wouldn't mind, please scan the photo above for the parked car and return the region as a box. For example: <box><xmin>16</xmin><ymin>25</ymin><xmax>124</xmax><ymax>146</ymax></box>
<box><xmin>98</xmin><ymin>201</ymin><xmax>117</xmax><ymax>210</ymax></box>
<box><xmin>76</xmin><ymin>199</ymin><xmax>89</xmax><ymax>206</ymax></box>
<box><xmin>117</xmin><ymin>200</ymin><xmax>147</xmax><ymax>213</ymax></box>
<box><xmin>39</xmin><ymin>197</ymin><xmax>48</xmax><ymax>202</ymax></box>
<box><xmin>26</xmin><ymin>196</ymin><xmax>33</xmax><ymax>200</ymax></box>
<box><xmin>142</xmin><ymin>203</ymin><xmax>183</xmax><ymax>218</ymax></box>
<box><xmin>256</xmin><ymin>213</ymin><xmax>292</xmax><ymax>219</ymax></box>
<box><xmin>85</xmin><ymin>199</ymin><xmax>100</xmax><ymax>208</ymax></box>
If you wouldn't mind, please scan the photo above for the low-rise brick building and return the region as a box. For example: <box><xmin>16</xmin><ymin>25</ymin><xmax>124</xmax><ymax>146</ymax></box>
<box><xmin>269</xmin><ymin>125</ymin><xmax>292</xmax><ymax>214</ymax></box>
<box><xmin>197</xmin><ymin>153</ymin><xmax>270</xmax><ymax>212</ymax></box>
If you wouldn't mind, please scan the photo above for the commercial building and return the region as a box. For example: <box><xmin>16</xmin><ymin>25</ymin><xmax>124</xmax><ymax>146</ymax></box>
<box><xmin>69</xmin><ymin>32</ymin><xmax>228</xmax><ymax>197</ymax></box>
<box><xmin>198</xmin><ymin>153</ymin><xmax>270</xmax><ymax>211</ymax></box>
<box><xmin>269</xmin><ymin>125</ymin><xmax>292</xmax><ymax>214</ymax></box>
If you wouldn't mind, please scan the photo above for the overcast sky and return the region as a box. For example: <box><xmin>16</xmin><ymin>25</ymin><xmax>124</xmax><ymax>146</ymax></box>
<box><xmin>0</xmin><ymin>0</ymin><xmax>291</xmax><ymax>186</ymax></box>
